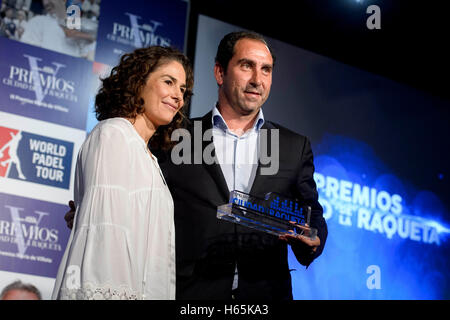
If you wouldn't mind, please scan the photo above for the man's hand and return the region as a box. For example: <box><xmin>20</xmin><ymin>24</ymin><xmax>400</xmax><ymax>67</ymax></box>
<box><xmin>65</xmin><ymin>200</ymin><xmax>76</xmax><ymax>229</ymax></box>
<box><xmin>60</xmin><ymin>26</ymin><xmax>95</xmax><ymax>42</ymax></box>
<box><xmin>279</xmin><ymin>222</ymin><xmax>320</xmax><ymax>253</ymax></box>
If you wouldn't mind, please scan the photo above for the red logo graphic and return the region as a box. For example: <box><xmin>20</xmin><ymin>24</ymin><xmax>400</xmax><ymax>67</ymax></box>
<box><xmin>0</xmin><ymin>126</ymin><xmax>20</xmax><ymax>178</ymax></box>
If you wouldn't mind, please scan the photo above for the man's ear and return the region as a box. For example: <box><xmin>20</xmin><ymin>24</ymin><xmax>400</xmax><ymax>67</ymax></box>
<box><xmin>214</xmin><ymin>63</ymin><xmax>224</xmax><ymax>86</ymax></box>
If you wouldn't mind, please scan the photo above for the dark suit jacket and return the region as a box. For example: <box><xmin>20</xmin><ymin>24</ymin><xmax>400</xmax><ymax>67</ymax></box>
<box><xmin>157</xmin><ymin>111</ymin><xmax>327</xmax><ymax>300</ymax></box>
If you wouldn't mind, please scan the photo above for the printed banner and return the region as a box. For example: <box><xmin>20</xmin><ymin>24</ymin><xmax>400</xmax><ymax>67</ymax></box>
<box><xmin>94</xmin><ymin>0</ymin><xmax>188</xmax><ymax>67</ymax></box>
<box><xmin>0</xmin><ymin>37</ymin><xmax>93</xmax><ymax>130</ymax></box>
<box><xmin>0</xmin><ymin>192</ymin><xmax>71</xmax><ymax>278</ymax></box>
<box><xmin>290</xmin><ymin>134</ymin><xmax>450</xmax><ymax>300</ymax></box>
<box><xmin>0</xmin><ymin>0</ymin><xmax>102</xmax><ymax>61</ymax></box>
<box><xmin>0</xmin><ymin>125</ymin><xmax>74</xmax><ymax>190</ymax></box>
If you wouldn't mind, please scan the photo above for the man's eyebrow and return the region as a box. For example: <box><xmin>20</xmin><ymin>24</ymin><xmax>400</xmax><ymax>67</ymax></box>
<box><xmin>237</xmin><ymin>58</ymin><xmax>273</xmax><ymax>70</ymax></box>
<box><xmin>237</xmin><ymin>58</ymin><xmax>255</xmax><ymax>66</ymax></box>
<box><xmin>262</xmin><ymin>63</ymin><xmax>273</xmax><ymax>70</ymax></box>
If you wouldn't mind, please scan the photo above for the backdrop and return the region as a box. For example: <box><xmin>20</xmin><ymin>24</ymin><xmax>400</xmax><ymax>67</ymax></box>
<box><xmin>0</xmin><ymin>0</ymin><xmax>188</xmax><ymax>299</ymax></box>
<box><xmin>1</xmin><ymin>0</ymin><xmax>448</xmax><ymax>300</ymax></box>
<box><xmin>190</xmin><ymin>14</ymin><xmax>450</xmax><ymax>299</ymax></box>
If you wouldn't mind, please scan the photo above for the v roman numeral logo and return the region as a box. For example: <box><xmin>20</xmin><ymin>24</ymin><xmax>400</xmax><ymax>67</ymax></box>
<box><xmin>4</xmin><ymin>205</ymin><xmax>48</xmax><ymax>255</ymax></box>
<box><xmin>23</xmin><ymin>54</ymin><xmax>65</xmax><ymax>103</ymax></box>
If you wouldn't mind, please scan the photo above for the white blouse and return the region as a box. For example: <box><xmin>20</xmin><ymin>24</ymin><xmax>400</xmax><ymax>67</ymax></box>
<box><xmin>52</xmin><ymin>118</ymin><xmax>175</xmax><ymax>300</ymax></box>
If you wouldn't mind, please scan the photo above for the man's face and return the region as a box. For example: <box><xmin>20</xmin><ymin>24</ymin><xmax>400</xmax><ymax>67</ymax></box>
<box><xmin>17</xmin><ymin>11</ymin><xmax>26</xmax><ymax>20</ymax></box>
<box><xmin>1</xmin><ymin>289</ymin><xmax>40</xmax><ymax>300</ymax></box>
<box><xmin>5</xmin><ymin>8</ymin><xmax>13</xmax><ymax>18</ymax></box>
<box><xmin>42</xmin><ymin>0</ymin><xmax>66</xmax><ymax>19</ymax></box>
<box><xmin>215</xmin><ymin>38</ymin><xmax>273</xmax><ymax>116</ymax></box>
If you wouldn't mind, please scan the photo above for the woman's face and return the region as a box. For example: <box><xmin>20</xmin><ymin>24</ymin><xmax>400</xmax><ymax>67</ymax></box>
<box><xmin>140</xmin><ymin>60</ymin><xmax>187</xmax><ymax>127</ymax></box>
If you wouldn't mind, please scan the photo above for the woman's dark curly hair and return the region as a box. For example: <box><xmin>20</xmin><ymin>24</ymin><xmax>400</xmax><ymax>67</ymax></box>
<box><xmin>95</xmin><ymin>46</ymin><xmax>193</xmax><ymax>150</ymax></box>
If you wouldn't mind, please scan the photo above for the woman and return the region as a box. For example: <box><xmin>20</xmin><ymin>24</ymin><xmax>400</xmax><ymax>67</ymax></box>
<box><xmin>52</xmin><ymin>46</ymin><xmax>193</xmax><ymax>300</ymax></box>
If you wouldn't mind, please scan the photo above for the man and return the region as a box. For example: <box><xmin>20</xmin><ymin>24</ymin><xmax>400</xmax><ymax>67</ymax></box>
<box><xmin>0</xmin><ymin>7</ymin><xmax>16</xmax><ymax>39</ymax></box>
<box><xmin>14</xmin><ymin>9</ymin><xmax>28</xmax><ymax>40</ymax></box>
<box><xmin>1</xmin><ymin>280</ymin><xmax>42</xmax><ymax>300</ymax></box>
<box><xmin>65</xmin><ymin>31</ymin><xmax>327</xmax><ymax>300</ymax></box>
<box><xmin>158</xmin><ymin>31</ymin><xmax>327</xmax><ymax>300</ymax></box>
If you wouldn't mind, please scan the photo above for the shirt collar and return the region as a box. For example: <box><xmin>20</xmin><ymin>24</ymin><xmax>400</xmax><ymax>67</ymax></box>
<box><xmin>212</xmin><ymin>103</ymin><xmax>265</xmax><ymax>132</ymax></box>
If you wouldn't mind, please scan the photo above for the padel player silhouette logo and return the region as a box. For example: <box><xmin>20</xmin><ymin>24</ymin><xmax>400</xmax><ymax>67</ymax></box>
<box><xmin>0</xmin><ymin>126</ymin><xmax>73</xmax><ymax>189</ymax></box>
<box><xmin>0</xmin><ymin>130</ymin><xmax>26</xmax><ymax>180</ymax></box>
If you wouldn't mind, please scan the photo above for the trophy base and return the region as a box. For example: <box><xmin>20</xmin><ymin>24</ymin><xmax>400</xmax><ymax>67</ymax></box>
<box><xmin>217</xmin><ymin>203</ymin><xmax>317</xmax><ymax>240</ymax></box>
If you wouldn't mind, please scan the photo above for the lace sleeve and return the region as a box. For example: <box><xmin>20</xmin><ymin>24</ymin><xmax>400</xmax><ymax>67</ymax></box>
<box><xmin>58</xmin><ymin>282</ymin><xmax>140</xmax><ymax>300</ymax></box>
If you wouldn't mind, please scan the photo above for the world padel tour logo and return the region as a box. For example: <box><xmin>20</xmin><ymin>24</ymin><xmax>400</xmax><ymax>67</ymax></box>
<box><xmin>0</xmin><ymin>37</ymin><xmax>91</xmax><ymax>130</ymax></box>
<box><xmin>0</xmin><ymin>126</ymin><xmax>73</xmax><ymax>189</ymax></box>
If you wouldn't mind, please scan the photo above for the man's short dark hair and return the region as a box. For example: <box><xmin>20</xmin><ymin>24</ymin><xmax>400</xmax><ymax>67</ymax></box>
<box><xmin>0</xmin><ymin>280</ymin><xmax>42</xmax><ymax>300</ymax></box>
<box><xmin>215</xmin><ymin>31</ymin><xmax>276</xmax><ymax>73</ymax></box>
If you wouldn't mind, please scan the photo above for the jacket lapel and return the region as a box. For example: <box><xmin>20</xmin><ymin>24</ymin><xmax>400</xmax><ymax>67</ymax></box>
<box><xmin>200</xmin><ymin>111</ymin><xmax>230</xmax><ymax>203</ymax></box>
<box><xmin>249</xmin><ymin>121</ymin><xmax>275</xmax><ymax>197</ymax></box>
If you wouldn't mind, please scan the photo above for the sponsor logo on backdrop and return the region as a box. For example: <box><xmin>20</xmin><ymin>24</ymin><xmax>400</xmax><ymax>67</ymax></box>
<box><xmin>94</xmin><ymin>0</ymin><xmax>187</xmax><ymax>66</ymax></box>
<box><xmin>0</xmin><ymin>192</ymin><xmax>70</xmax><ymax>278</ymax></box>
<box><xmin>0</xmin><ymin>126</ymin><xmax>73</xmax><ymax>189</ymax></box>
<box><xmin>315</xmin><ymin>172</ymin><xmax>450</xmax><ymax>245</ymax></box>
<box><xmin>313</xmin><ymin>140</ymin><xmax>450</xmax><ymax>246</ymax></box>
<box><xmin>108</xmin><ymin>13</ymin><xmax>170</xmax><ymax>50</ymax></box>
<box><xmin>5</xmin><ymin>54</ymin><xmax>76</xmax><ymax>107</ymax></box>
<box><xmin>0</xmin><ymin>37</ymin><xmax>92</xmax><ymax>130</ymax></box>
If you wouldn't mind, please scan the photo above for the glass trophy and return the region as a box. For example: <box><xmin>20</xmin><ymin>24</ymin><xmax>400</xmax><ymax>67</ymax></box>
<box><xmin>217</xmin><ymin>190</ymin><xmax>317</xmax><ymax>239</ymax></box>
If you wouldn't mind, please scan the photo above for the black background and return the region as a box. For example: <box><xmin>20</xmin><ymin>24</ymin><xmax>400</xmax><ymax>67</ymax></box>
<box><xmin>184</xmin><ymin>0</ymin><xmax>450</xmax><ymax>216</ymax></box>
<box><xmin>186</xmin><ymin>0</ymin><xmax>450</xmax><ymax>106</ymax></box>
